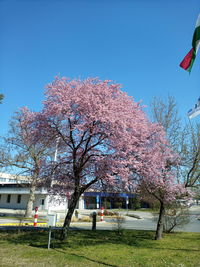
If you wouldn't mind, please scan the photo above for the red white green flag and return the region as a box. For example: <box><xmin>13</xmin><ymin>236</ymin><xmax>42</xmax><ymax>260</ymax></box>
<box><xmin>180</xmin><ymin>14</ymin><xmax>200</xmax><ymax>72</ymax></box>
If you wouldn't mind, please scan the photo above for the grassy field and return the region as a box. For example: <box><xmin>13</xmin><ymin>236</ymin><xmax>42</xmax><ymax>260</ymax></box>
<box><xmin>0</xmin><ymin>229</ymin><xmax>199</xmax><ymax>267</ymax></box>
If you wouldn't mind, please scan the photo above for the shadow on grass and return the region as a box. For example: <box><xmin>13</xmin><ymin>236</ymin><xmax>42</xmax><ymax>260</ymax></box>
<box><xmin>0</xmin><ymin>229</ymin><xmax>155</xmax><ymax>249</ymax></box>
<box><xmin>0</xmin><ymin>229</ymin><xmax>199</xmax><ymax>254</ymax></box>
<box><xmin>70</xmin><ymin>253</ymin><xmax>119</xmax><ymax>267</ymax></box>
<box><xmin>54</xmin><ymin>249</ymin><xmax>120</xmax><ymax>267</ymax></box>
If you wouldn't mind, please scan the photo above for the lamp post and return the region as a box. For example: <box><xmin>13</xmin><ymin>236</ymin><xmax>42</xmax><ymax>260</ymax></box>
<box><xmin>47</xmin><ymin>137</ymin><xmax>60</xmax><ymax>214</ymax></box>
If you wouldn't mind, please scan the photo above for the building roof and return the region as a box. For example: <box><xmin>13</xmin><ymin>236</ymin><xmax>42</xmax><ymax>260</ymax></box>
<box><xmin>0</xmin><ymin>172</ymin><xmax>30</xmax><ymax>184</ymax></box>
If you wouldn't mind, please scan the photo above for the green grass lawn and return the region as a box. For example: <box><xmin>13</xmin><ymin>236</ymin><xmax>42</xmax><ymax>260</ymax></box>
<box><xmin>0</xmin><ymin>229</ymin><xmax>199</xmax><ymax>267</ymax></box>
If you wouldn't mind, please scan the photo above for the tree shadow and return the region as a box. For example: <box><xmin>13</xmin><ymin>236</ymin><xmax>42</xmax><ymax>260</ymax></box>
<box><xmin>70</xmin><ymin>253</ymin><xmax>119</xmax><ymax>267</ymax></box>
<box><xmin>1</xmin><ymin>228</ymin><xmax>199</xmax><ymax>254</ymax></box>
<box><xmin>0</xmin><ymin>228</ymin><xmax>155</xmax><ymax>249</ymax></box>
<box><xmin>54</xmin><ymin>249</ymin><xmax>120</xmax><ymax>267</ymax></box>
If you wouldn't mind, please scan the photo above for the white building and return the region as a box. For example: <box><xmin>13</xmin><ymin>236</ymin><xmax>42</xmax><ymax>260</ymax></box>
<box><xmin>0</xmin><ymin>173</ymin><xmax>84</xmax><ymax>212</ymax></box>
<box><xmin>0</xmin><ymin>172</ymin><xmax>138</xmax><ymax>212</ymax></box>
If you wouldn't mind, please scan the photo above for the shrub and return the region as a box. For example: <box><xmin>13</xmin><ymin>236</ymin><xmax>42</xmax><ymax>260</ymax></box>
<box><xmin>163</xmin><ymin>205</ymin><xmax>190</xmax><ymax>233</ymax></box>
<box><xmin>97</xmin><ymin>210</ymin><xmax>118</xmax><ymax>216</ymax></box>
<box><xmin>113</xmin><ymin>211</ymin><xmax>125</xmax><ymax>235</ymax></box>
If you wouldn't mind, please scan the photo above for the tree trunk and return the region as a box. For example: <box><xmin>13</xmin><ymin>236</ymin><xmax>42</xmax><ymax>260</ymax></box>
<box><xmin>155</xmin><ymin>201</ymin><xmax>165</xmax><ymax>240</ymax></box>
<box><xmin>24</xmin><ymin>185</ymin><xmax>36</xmax><ymax>218</ymax></box>
<box><xmin>60</xmin><ymin>192</ymin><xmax>80</xmax><ymax>241</ymax></box>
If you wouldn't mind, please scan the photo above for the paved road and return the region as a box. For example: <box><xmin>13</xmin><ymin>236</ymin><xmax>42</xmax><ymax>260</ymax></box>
<box><xmin>73</xmin><ymin>206</ymin><xmax>200</xmax><ymax>232</ymax></box>
<box><xmin>0</xmin><ymin>206</ymin><xmax>199</xmax><ymax>232</ymax></box>
<box><xmin>78</xmin><ymin>206</ymin><xmax>200</xmax><ymax>232</ymax></box>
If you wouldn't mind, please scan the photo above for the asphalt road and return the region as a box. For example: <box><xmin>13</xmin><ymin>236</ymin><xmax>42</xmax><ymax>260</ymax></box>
<box><xmin>0</xmin><ymin>206</ymin><xmax>199</xmax><ymax>232</ymax></box>
<box><xmin>76</xmin><ymin>206</ymin><xmax>200</xmax><ymax>232</ymax></box>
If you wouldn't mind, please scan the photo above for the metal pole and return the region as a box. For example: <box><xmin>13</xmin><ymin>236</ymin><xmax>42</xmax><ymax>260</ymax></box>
<box><xmin>48</xmin><ymin>137</ymin><xmax>60</xmax><ymax>214</ymax></box>
<box><xmin>126</xmin><ymin>196</ymin><xmax>129</xmax><ymax>211</ymax></box>
<box><xmin>48</xmin><ymin>226</ymin><xmax>52</xmax><ymax>250</ymax></box>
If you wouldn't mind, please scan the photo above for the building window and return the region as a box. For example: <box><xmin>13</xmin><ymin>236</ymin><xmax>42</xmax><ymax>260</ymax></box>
<box><xmin>7</xmin><ymin>194</ymin><xmax>11</xmax><ymax>203</ymax></box>
<box><xmin>40</xmin><ymin>199</ymin><xmax>45</xmax><ymax>205</ymax></box>
<box><xmin>17</xmin><ymin>195</ymin><xmax>21</xmax><ymax>204</ymax></box>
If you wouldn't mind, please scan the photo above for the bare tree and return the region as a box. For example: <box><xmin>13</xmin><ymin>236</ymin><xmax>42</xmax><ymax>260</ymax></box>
<box><xmin>150</xmin><ymin>95</ymin><xmax>200</xmax><ymax>188</ymax></box>
<box><xmin>149</xmin><ymin>96</ymin><xmax>200</xmax><ymax>237</ymax></box>
<box><xmin>150</xmin><ymin>95</ymin><xmax>181</xmax><ymax>150</ymax></box>
<box><xmin>0</xmin><ymin>109</ymin><xmax>54</xmax><ymax>217</ymax></box>
<box><xmin>179</xmin><ymin>122</ymin><xmax>200</xmax><ymax>187</ymax></box>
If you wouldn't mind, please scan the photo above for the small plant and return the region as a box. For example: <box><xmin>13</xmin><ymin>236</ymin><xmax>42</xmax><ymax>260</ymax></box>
<box><xmin>75</xmin><ymin>210</ymin><xmax>79</xmax><ymax>218</ymax></box>
<box><xmin>78</xmin><ymin>216</ymin><xmax>92</xmax><ymax>222</ymax></box>
<box><xmin>113</xmin><ymin>210</ymin><xmax>125</xmax><ymax>235</ymax></box>
<box><xmin>17</xmin><ymin>217</ymin><xmax>24</xmax><ymax>234</ymax></box>
<box><xmin>71</xmin><ymin>216</ymin><xmax>79</xmax><ymax>223</ymax></box>
<box><xmin>71</xmin><ymin>215</ymin><xmax>91</xmax><ymax>223</ymax></box>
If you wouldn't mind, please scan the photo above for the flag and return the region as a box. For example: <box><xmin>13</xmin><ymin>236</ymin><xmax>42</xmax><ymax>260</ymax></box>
<box><xmin>180</xmin><ymin>14</ymin><xmax>200</xmax><ymax>72</ymax></box>
<box><xmin>187</xmin><ymin>97</ymin><xmax>200</xmax><ymax>119</ymax></box>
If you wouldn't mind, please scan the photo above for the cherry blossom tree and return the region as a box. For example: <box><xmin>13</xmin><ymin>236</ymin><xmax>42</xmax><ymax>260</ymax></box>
<box><xmin>29</xmin><ymin>77</ymin><xmax>164</xmax><ymax>240</ymax></box>
<box><xmin>138</xmin><ymin>126</ymin><xmax>189</xmax><ymax>240</ymax></box>
<box><xmin>22</xmin><ymin>77</ymin><xmax>186</xmax><ymax>240</ymax></box>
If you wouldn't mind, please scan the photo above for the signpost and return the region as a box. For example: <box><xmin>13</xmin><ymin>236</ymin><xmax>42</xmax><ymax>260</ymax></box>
<box><xmin>47</xmin><ymin>214</ymin><xmax>57</xmax><ymax>249</ymax></box>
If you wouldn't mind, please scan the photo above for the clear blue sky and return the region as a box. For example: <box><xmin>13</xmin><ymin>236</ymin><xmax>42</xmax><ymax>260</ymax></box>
<box><xmin>0</xmin><ymin>0</ymin><xmax>200</xmax><ymax>135</ymax></box>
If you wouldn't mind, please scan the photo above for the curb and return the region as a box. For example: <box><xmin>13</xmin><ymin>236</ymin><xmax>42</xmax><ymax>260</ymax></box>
<box><xmin>0</xmin><ymin>222</ymin><xmax>46</xmax><ymax>226</ymax></box>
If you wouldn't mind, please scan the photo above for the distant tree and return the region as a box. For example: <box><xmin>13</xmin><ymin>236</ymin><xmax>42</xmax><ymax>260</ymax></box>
<box><xmin>0</xmin><ymin>94</ymin><xmax>3</xmax><ymax>104</ymax></box>
<box><xmin>150</xmin><ymin>95</ymin><xmax>181</xmax><ymax>150</ymax></box>
<box><xmin>1</xmin><ymin>108</ymin><xmax>54</xmax><ymax>217</ymax></box>
<box><xmin>149</xmin><ymin>96</ymin><xmax>198</xmax><ymax>238</ymax></box>
<box><xmin>24</xmin><ymin>77</ymin><xmax>177</xmax><ymax>240</ymax></box>
<box><xmin>138</xmin><ymin>125</ymin><xmax>189</xmax><ymax>240</ymax></box>
<box><xmin>150</xmin><ymin>95</ymin><xmax>200</xmax><ymax>188</ymax></box>
<box><xmin>179</xmin><ymin>122</ymin><xmax>200</xmax><ymax>187</ymax></box>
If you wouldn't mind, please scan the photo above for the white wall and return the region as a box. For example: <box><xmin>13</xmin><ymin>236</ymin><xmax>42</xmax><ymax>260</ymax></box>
<box><xmin>0</xmin><ymin>194</ymin><xmax>29</xmax><ymax>209</ymax></box>
<box><xmin>0</xmin><ymin>193</ymin><xmax>48</xmax><ymax>210</ymax></box>
<box><xmin>0</xmin><ymin>193</ymin><xmax>85</xmax><ymax>211</ymax></box>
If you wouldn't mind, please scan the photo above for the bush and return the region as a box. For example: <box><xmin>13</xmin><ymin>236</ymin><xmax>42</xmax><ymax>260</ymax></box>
<box><xmin>131</xmin><ymin>197</ymin><xmax>141</xmax><ymax>210</ymax></box>
<box><xmin>112</xmin><ymin>211</ymin><xmax>125</xmax><ymax>235</ymax></box>
<box><xmin>152</xmin><ymin>202</ymin><xmax>190</xmax><ymax>233</ymax></box>
<box><xmin>78</xmin><ymin>216</ymin><xmax>92</xmax><ymax>222</ymax></box>
<box><xmin>97</xmin><ymin>210</ymin><xmax>118</xmax><ymax>216</ymax></box>
<box><xmin>163</xmin><ymin>205</ymin><xmax>190</xmax><ymax>233</ymax></box>
<box><xmin>71</xmin><ymin>215</ymin><xmax>91</xmax><ymax>223</ymax></box>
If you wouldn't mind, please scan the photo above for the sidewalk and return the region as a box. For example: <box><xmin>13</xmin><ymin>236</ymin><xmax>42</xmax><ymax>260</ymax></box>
<box><xmin>0</xmin><ymin>208</ymin><xmax>48</xmax><ymax>218</ymax></box>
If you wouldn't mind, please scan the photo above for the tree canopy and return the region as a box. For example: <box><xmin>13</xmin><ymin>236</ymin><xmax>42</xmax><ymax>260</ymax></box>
<box><xmin>2</xmin><ymin>77</ymin><xmax>188</xmax><ymax>240</ymax></box>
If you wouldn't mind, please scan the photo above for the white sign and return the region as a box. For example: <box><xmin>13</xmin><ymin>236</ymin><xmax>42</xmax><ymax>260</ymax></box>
<box><xmin>188</xmin><ymin>97</ymin><xmax>200</xmax><ymax>119</ymax></box>
<box><xmin>47</xmin><ymin>214</ymin><xmax>57</xmax><ymax>227</ymax></box>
